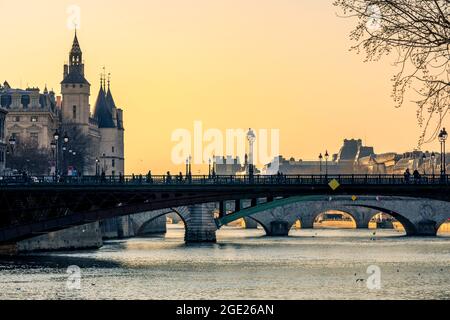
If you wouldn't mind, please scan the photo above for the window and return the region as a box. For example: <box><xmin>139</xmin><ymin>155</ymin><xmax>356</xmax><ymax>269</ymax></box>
<box><xmin>0</xmin><ymin>118</ymin><xmax>3</xmax><ymax>140</ymax></box>
<box><xmin>21</xmin><ymin>95</ymin><xmax>30</xmax><ymax>109</ymax></box>
<box><xmin>112</xmin><ymin>146</ymin><xmax>115</xmax><ymax>153</ymax></box>
<box><xmin>11</xmin><ymin>133</ymin><xmax>19</xmax><ymax>143</ymax></box>
<box><xmin>14</xmin><ymin>116</ymin><xmax>21</xmax><ymax>122</ymax></box>
<box><xmin>112</xmin><ymin>159</ymin><xmax>115</xmax><ymax>168</ymax></box>
<box><xmin>0</xmin><ymin>151</ymin><xmax>4</xmax><ymax>163</ymax></box>
<box><xmin>1</xmin><ymin>95</ymin><xmax>12</xmax><ymax>108</ymax></box>
<box><xmin>31</xmin><ymin>116</ymin><xmax>38</xmax><ymax>122</ymax></box>
<box><xmin>30</xmin><ymin>133</ymin><xmax>38</xmax><ymax>144</ymax></box>
<box><xmin>73</xmin><ymin>105</ymin><xmax>77</xmax><ymax>119</ymax></box>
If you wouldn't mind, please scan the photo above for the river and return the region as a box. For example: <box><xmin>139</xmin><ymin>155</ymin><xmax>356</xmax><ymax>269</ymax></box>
<box><xmin>0</xmin><ymin>225</ymin><xmax>449</xmax><ymax>300</ymax></box>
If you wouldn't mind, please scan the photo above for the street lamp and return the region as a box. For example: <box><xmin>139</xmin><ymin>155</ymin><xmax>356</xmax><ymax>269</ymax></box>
<box><xmin>439</xmin><ymin>127</ymin><xmax>448</xmax><ymax>177</ymax></box>
<box><xmin>431</xmin><ymin>152</ymin><xmax>436</xmax><ymax>176</ymax></box>
<box><xmin>53</xmin><ymin>130</ymin><xmax>60</xmax><ymax>177</ymax></box>
<box><xmin>62</xmin><ymin>133</ymin><xmax>69</xmax><ymax>176</ymax></box>
<box><xmin>8</xmin><ymin>136</ymin><xmax>16</xmax><ymax>154</ymax></box>
<box><xmin>318</xmin><ymin>153</ymin><xmax>323</xmax><ymax>174</ymax></box>
<box><xmin>325</xmin><ymin>150</ymin><xmax>329</xmax><ymax>177</ymax></box>
<box><xmin>95</xmin><ymin>158</ymin><xmax>100</xmax><ymax>176</ymax></box>
<box><xmin>188</xmin><ymin>155</ymin><xmax>192</xmax><ymax>177</ymax></box>
<box><xmin>422</xmin><ymin>153</ymin><xmax>427</xmax><ymax>175</ymax></box>
<box><xmin>208</xmin><ymin>158</ymin><xmax>212</xmax><ymax>178</ymax></box>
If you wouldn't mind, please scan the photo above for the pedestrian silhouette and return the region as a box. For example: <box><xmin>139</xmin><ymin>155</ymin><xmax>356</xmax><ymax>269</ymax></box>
<box><xmin>404</xmin><ymin>169</ymin><xmax>411</xmax><ymax>183</ymax></box>
<box><xmin>413</xmin><ymin>169</ymin><xmax>421</xmax><ymax>183</ymax></box>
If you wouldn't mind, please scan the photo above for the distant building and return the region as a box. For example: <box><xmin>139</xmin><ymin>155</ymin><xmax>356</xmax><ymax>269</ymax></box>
<box><xmin>214</xmin><ymin>156</ymin><xmax>244</xmax><ymax>175</ymax></box>
<box><xmin>263</xmin><ymin>139</ymin><xmax>375</xmax><ymax>175</ymax></box>
<box><xmin>0</xmin><ymin>105</ymin><xmax>7</xmax><ymax>172</ymax></box>
<box><xmin>356</xmin><ymin>153</ymin><xmax>400</xmax><ymax>174</ymax></box>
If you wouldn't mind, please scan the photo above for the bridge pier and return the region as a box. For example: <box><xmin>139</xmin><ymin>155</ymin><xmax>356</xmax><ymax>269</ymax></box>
<box><xmin>414</xmin><ymin>220</ymin><xmax>438</xmax><ymax>236</ymax></box>
<box><xmin>266</xmin><ymin>220</ymin><xmax>290</xmax><ymax>236</ymax></box>
<box><xmin>185</xmin><ymin>204</ymin><xmax>217</xmax><ymax>243</ymax></box>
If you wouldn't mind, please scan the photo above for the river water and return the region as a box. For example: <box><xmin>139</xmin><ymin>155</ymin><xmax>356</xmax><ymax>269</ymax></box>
<box><xmin>0</xmin><ymin>225</ymin><xmax>449</xmax><ymax>300</ymax></box>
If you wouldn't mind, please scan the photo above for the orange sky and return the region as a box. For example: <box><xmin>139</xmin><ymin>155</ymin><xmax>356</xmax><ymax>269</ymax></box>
<box><xmin>1</xmin><ymin>0</ymin><xmax>448</xmax><ymax>174</ymax></box>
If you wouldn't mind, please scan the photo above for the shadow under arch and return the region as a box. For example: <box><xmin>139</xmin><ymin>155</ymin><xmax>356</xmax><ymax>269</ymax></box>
<box><xmin>244</xmin><ymin>216</ymin><xmax>270</xmax><ymax>235</ymax></box>
<box><xmin>347</xmin><ymin>204</ymin><xmax>416</xmax><ymax>235</ymax></box>
<box><xmin>136</xmin><ymin>208</ymin><xmax>189</xmax><ymax>236</ymax></box>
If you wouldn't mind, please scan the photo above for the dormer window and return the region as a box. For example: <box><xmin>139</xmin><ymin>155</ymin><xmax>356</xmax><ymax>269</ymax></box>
<box><xmin>21</xmin><ymin>95</ymin><xmax>31</xmax><ymax>109</ymax></box>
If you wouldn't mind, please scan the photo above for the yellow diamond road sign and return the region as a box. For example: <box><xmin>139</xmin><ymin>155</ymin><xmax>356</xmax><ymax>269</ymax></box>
<box><xmin>328</xmin><ymin>179</ymin><xmax>340</xmax><ymax>191</ymax></box>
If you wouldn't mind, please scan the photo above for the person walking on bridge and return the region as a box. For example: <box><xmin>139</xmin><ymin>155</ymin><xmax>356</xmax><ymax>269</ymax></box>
<box><xmin>413</xmin><ymin>169</ymin><xmax>421</xmax><ymax>184</ymax></box>
<box><xmin>404</xmin><ymin>169</ymin><xmax>411</xmax><ymax>183</ymax></box>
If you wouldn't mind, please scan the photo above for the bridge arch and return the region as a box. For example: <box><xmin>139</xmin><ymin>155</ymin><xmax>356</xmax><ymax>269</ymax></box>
<box><xmin>131</xmin><ymin>207</ymin><xmax>191</xmax><ymax>237</ymax></box>
<box><xmin>218</xmin><ymin>196</ymin><xmax>450</xmax><ymax>237</ymax></box>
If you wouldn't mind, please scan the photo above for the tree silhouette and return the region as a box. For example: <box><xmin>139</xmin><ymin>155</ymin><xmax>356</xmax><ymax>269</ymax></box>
<box><xmin>8</xmin><ymin>140</ymin><xmax>52</xmax><ymax>175</ymax></box>
<box><xmin>60</xmin><ymin>124</ymin><xmax>94</xmax><ymax>175</ymax></box>
<box><xmin>334</xmin><ymin>0</ymin><xmax>449</xmax><ymax>145</ymax></box>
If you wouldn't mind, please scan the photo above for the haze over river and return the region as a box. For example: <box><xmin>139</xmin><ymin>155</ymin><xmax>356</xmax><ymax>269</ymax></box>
<box><xmin>0</xmin><ymin>226</ymin><xmax>449</xmax><ymax>300</ymax></box>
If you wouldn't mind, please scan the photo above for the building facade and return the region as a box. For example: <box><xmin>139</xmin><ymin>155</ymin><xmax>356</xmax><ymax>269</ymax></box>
<box><xmin>61</xmin><ymin>32</ymin><xmax>125</xmax><ymax>176</ymax></box>
<box><xmin>0</xmin><ymin>82</ymin><xmax>59</xmax><ymax>150</ymax></box>
<box><xmin>0</xmin><ymin>32</ymin><xmax>125</xmax><ymax>176</ymax></box>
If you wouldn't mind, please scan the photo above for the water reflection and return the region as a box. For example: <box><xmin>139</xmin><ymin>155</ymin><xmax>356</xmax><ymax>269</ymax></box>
<box><xmin>0</xmin><ymin>225</ymin><xmax>449</xmax><ymax>300</ymax></box>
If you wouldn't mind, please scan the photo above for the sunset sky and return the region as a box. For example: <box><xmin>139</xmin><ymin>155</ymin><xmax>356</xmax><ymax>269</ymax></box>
<box><xmin>1</xmin><ymin>0</ymin><xmax>448</xmax><ymax>174</ymax></box>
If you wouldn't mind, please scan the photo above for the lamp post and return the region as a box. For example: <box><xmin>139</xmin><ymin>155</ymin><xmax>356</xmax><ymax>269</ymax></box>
<box><xmin>188</xmin><ymin>155</ymin><xmax>192</xmax><ymax>178</ymax></box>
<box><xmin>247</xmin><ymin>128</ymin><xmax>256</xmax><ymax>180</ymax></box>
<box><xmin>95</xmin><ymin>158</ymin><xmax>100</xmax><ymax>177</ymax></box>
<box><xmin>63</xmin><ymin>133</ymin><xmax>69</xmax><ymax>176</ymax></box>
<box><xmin>319</xmin><ymin>153</ymin><xmax>323</xmax><ymax>174</ymax></box>
<box><xmin>431</xmin><ymin>152</ymin><xmax>435</xmax><ymax>177</ymax></box>
<box><xmin>53</xmin><ymin>129</ymin><xmax>60</xmax><ymax>177</ymax></box>
<box><xmin>422</xmin><ymin>153</ymin><xmax>427</xmax><ymax>175</ymax></box>
<box><xmin>439</xmin><ymin>127</ymin><xmax>448</xmax><ymax>177</ymax></box>
<box><xmin>208</xmin><ymin>158</ymin><xmax>212</xmax><ymax>178</ymax></box>
<box><xmin>50</xmin><ymin>141</ymin><xmax>56</xmax><ymax>177</ymax></box>
<box><xmin>7</xmin><ymin>136</ymin><xmax>16</xmax><ymax>171</ymax></box>
<box><xmin>325</xmin><ymin>150</ymin><xmax>329</xmax><ymax>177</ymax></box>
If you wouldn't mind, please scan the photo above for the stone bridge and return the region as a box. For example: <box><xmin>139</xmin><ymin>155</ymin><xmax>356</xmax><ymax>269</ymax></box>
<box><xmin>119</xmin><ymin>196</ymin><xmax>450</xmax><ymax>243</ymax></box>
<box><xmin>219</xmin><ymin>196</ymin><xmax>450</xmax><ymax>237</ymax></box>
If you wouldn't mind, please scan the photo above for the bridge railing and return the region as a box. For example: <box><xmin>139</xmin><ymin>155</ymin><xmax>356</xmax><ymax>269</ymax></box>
<box><xmin>0</xmin><ymin>174</ymin><xmax>449</xmax><ymax>186</ymax></box>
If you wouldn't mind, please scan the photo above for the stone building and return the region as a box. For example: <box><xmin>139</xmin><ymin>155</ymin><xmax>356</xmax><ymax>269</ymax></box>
<box><xmin>0</xmin><ymin>82</ymin><xmax>59</xmax><ymax>149</ymax></box>
<box><xmin>0</xmin><ymin>31</ymin><xmax>125</xmax><ymax>176</ymax></box>
<box><xmin>61</xmin><ymin>31</ymin><xmax>125</xmax><ymax>176</ymax></box>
